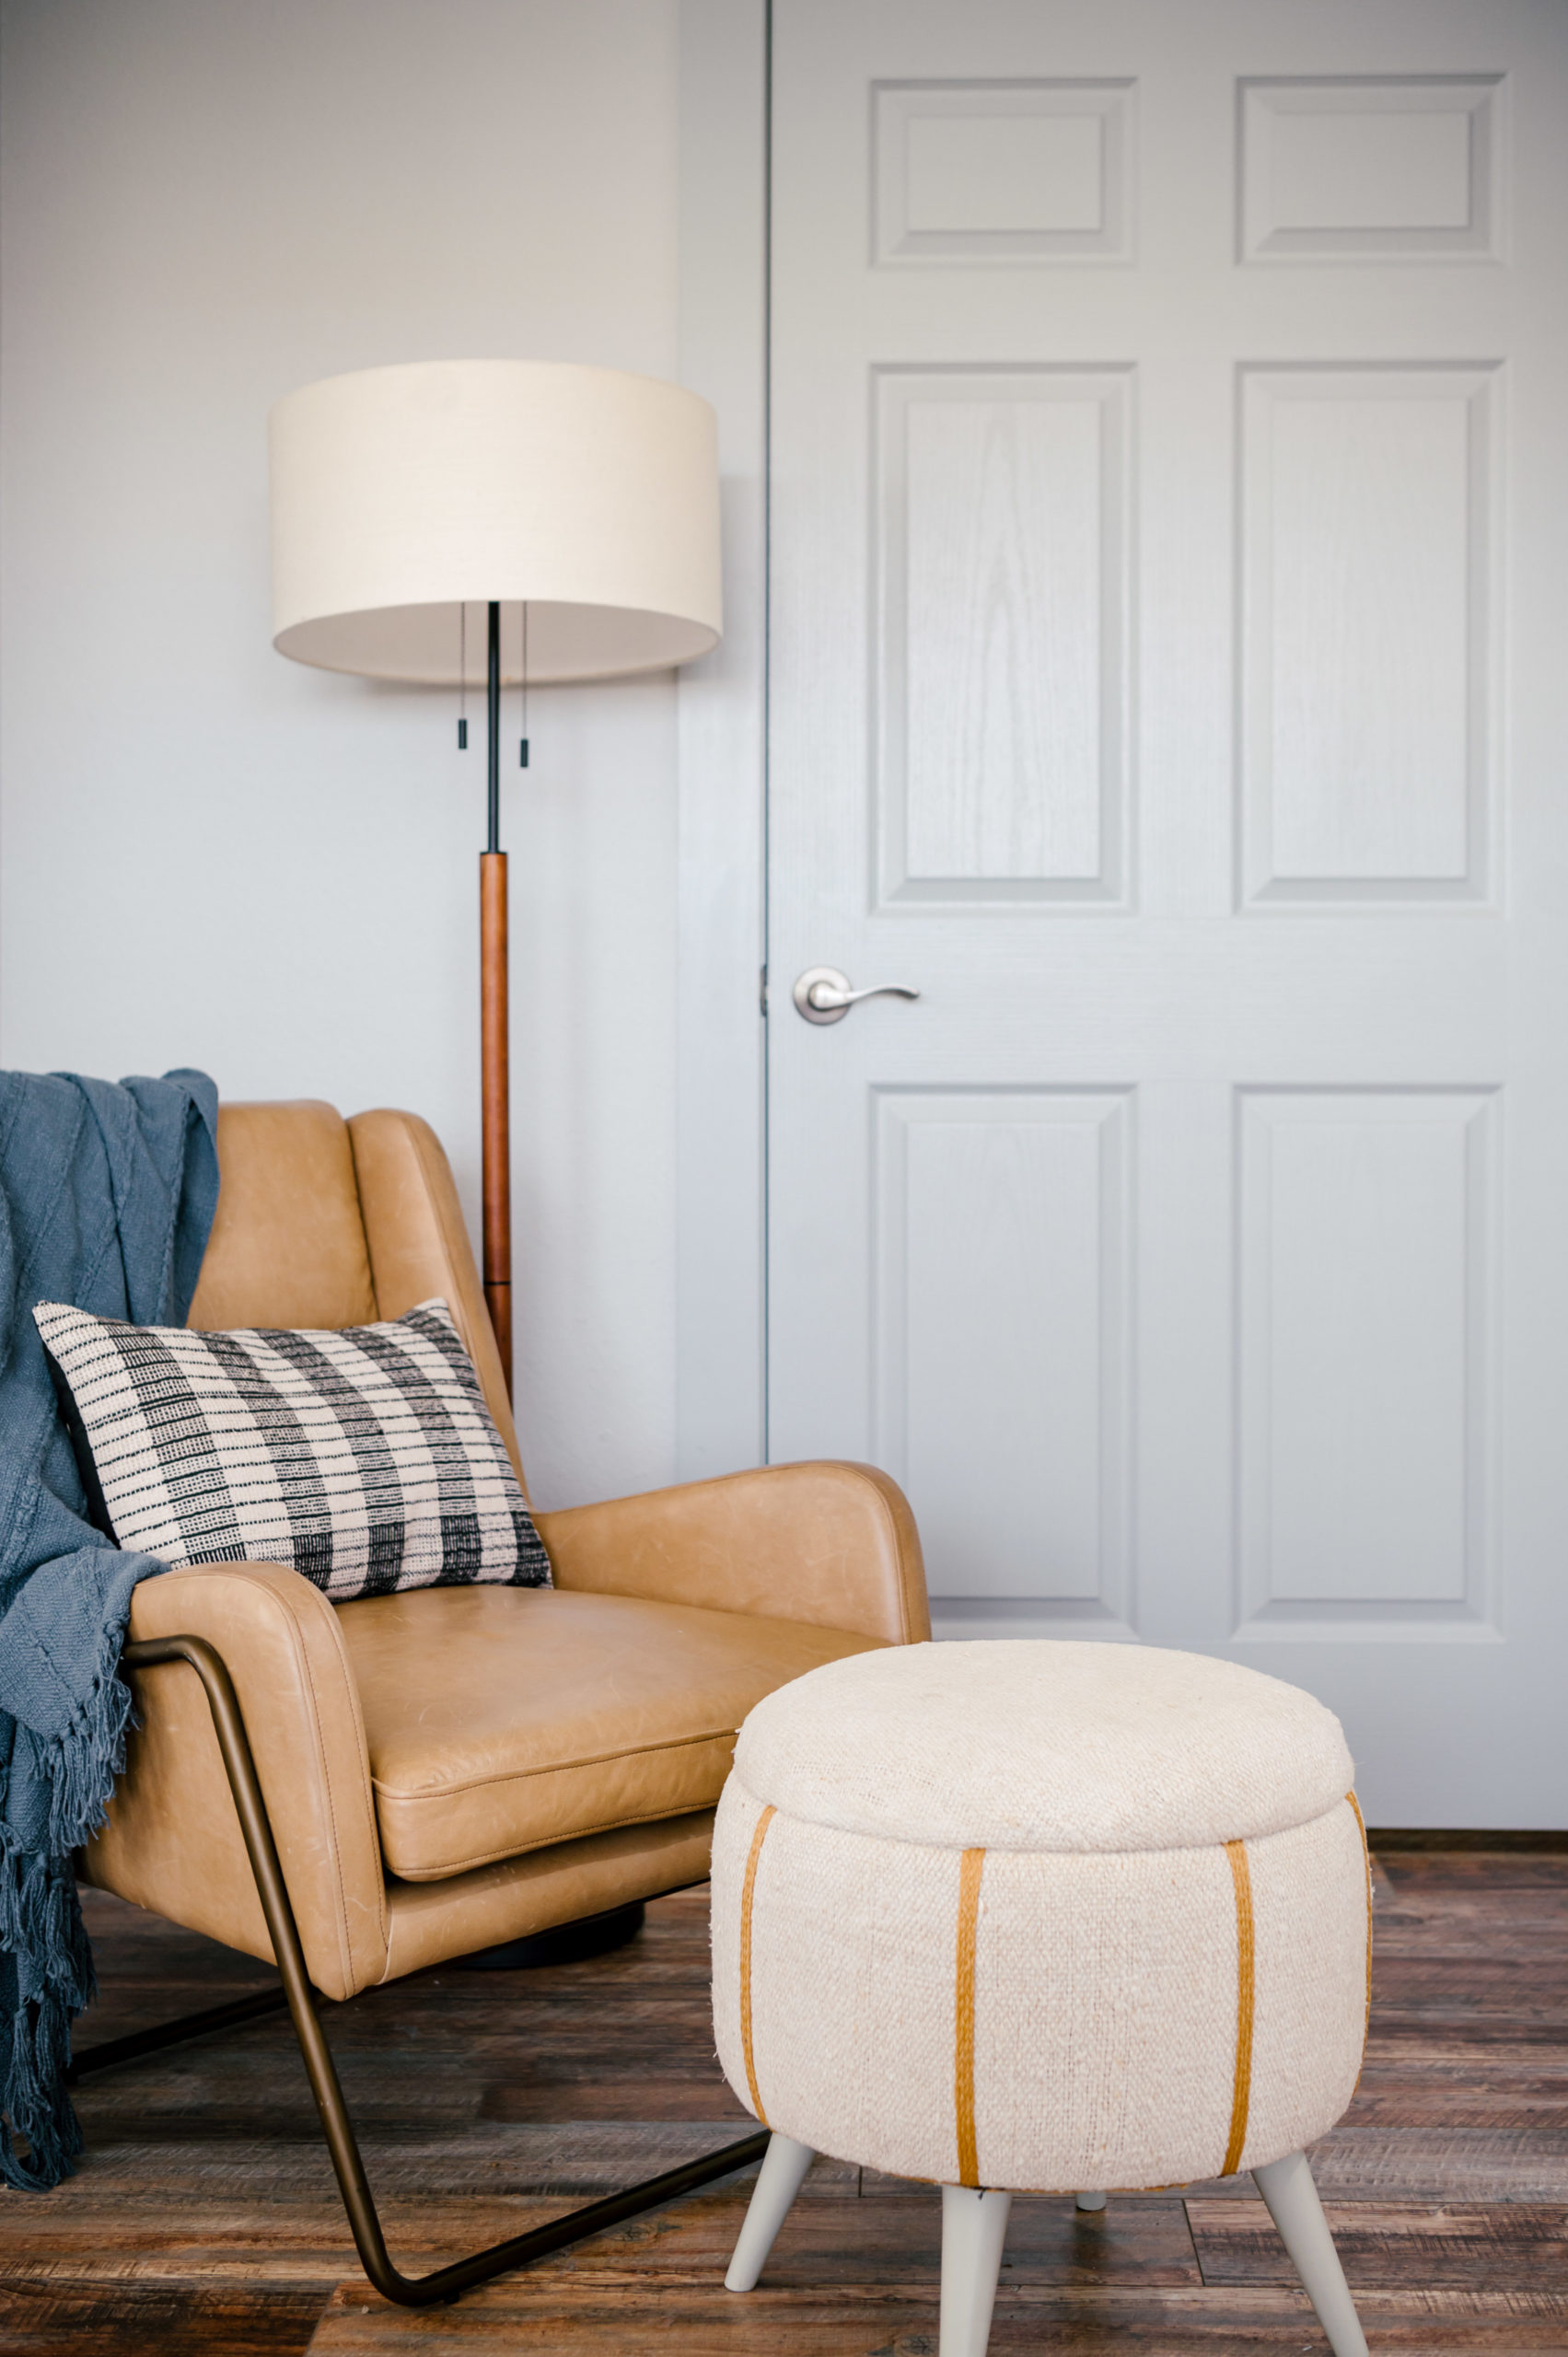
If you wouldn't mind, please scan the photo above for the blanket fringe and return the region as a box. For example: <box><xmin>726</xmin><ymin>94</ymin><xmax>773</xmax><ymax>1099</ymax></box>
<box><xmin>1</xmin><ymin>1963</ymin><xmax>86</xmax><ymax>2191</ymax></box>
<box><xmin>1</xmin><ymin>1638</ymin><xmax>133</xmax><ymax>2191</ymax></box>
<box><xmin>44</xmin><ymin>1631</ymin><xmax>134</xmax><ymax>1859</ymax></box>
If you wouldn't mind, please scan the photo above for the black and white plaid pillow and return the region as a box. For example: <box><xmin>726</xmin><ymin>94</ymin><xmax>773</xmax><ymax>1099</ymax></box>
<box><xmin>34</xmin><ymin>1295</ymin><xmax>551</xmax><ymax>1602</ymax></box>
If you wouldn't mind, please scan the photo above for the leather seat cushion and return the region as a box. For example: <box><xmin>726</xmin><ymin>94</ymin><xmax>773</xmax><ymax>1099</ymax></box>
<box><xmin>335</xmin><ymin>1585</ymin><xmax>883</xmax><ymax>1882</ymax></box>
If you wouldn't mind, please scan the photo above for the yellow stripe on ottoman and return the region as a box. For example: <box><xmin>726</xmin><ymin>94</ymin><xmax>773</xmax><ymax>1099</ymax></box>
<box><xmin>739</xmin><ymin>1804</ymin><xmax>776</xmax><ymax>2126</ymax></box>
<box><xmin>954</xmin><ymin>1847</ymin><xmax>986</xmax><ymax>2189</ymax></box>
<box><xmin>1346</xmin><ymin>1790</ymin><xmax>1374</xmax><ymax>2031</ymax></box>
<box><xmin>1222</xmin><ymin>1838</ymin><xmax>1256</xmax><ymax>2177</ymax></box>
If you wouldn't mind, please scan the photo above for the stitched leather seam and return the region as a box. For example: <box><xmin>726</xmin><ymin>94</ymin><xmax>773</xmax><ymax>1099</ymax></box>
<box><xmin>867</xmin><ymin>1468</ymin><xmax>912</xmax><ymax>1644</ymax></box>
<box><xmin>297</xmin><ymin>1591</ymin><xmax>390</xmax><ymax>1967</ymax></box>
<box><xmin>141</xmin><ymin>1573</ymin><xmax>355</xmax><ymax>1980</ymax></box>
<box><xmin>289</xmin><ymin>1608</ymin><xmax>362</xmax><ymax>1990</ymax></box>
<box><xmin>789</xmin><ymin>1462</ymin><xmax>908</xmax><ymax>1646</ymax></box>
<box><xmin>840</xmin><ymin>1460</ymin><xmax>918</xmax><ymax>1644</ymax></box>
<box><xmin>368</xmin><ymin>1724</ymin><xmax>738</xmax><ymax>1801</ymax></box>
<box><xmin>256</xmin><ymin>1572</ymin><xmax>389</xmax><ymax>1982</ymax></box>
<box><xmin>159</xmin><ymin>1569</ymin><xmax>386</xmax><ymax>1995</ymax></box>
<box><xmin>533</xmin><ymin>1461</ymin><xmax>917</xmax><ymax>1643</ymax></box>
<box><xmin>381</xmin><ymin>1799</ymin><xmax>719</xmax><ymax>1882</ymax></box>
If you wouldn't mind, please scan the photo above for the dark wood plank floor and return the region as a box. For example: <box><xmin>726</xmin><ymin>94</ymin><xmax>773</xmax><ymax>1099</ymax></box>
<box><xmin>1</xmin><ymin>1850</ymin><xmax>1563</xmax><ymax>2352</ymax></box>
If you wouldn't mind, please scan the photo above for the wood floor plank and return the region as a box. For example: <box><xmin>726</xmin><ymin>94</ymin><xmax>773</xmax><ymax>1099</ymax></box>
<box><xmin>480</xmin><ymin>2074</ymin><xmax>754</xmax><ymax>2122</ymax></box>
<box><xmin>1377</xmin><ymin>1853</ymin><xmax>1568</xmax><ymax>1887</ymax></box>
<box><xmin>0</xmin><ymin>2279</ymin><xmax>329</xmax><ymax>2357</ymax></box>
<box><xmin>7</xmin><ymin>1858</ymin><xmax>1562</xmax><ymax>2351</ymax></box>
<box><xmin>1188</xmin><ymin>2198</ymin><xmax>1568</xmax><ymax>2287</ymax></box>
<box><xmin>0</xmin><ymin>2127</ymin><xmax>777</xmax><ymax>2260</ymax></box>
<box><xmin>1304</xmin><ymin>2130</ymin><xmax>1568</xmax><ymax>2203</ymax></box>
<box><xmin>299</xmin><ymin>2281</ymin><xmax>1568</xmax><ymax>2354</ymax></box>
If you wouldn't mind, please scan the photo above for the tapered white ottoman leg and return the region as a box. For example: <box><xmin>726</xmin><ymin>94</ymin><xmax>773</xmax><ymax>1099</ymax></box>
<box><xmin>1253</xmin><ymin>2149</ymin><xmax>1368</xmax><ymax>2357</ymax></box>
<box><xmin>1074</xmin><ymin>2189</ymin><xmax>1107</xmax><ymax>2212</ymax></box>
<box><xmin>725</xmin><ymin>2131</ymin><xmax>816</xmax><ymax>2292</ymax></box>
<box><xmin>939</xmin><ymin>2184</ymin><xmax>1013</xmax><ymax>2357</ymax></box>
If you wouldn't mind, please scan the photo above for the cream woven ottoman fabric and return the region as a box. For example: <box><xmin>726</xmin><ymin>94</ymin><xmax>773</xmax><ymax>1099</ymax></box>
<box><xmin>712</xmin><ymin>1642</ymin><xmax>1370</xmax><ymax>2194</ymax></box>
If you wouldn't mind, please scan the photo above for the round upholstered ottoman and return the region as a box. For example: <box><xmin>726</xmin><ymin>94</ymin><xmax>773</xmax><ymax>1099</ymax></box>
<box><xmin>713</xmin><ymin>1642</ymin><xmax>1371</xmax><ymax>2357</ymax></box>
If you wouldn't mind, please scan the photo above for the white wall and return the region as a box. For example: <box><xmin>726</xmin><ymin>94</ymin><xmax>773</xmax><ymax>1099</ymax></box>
<box><xmin>0</xmin><ymin>0</ymin><xmax>688</xmax><ymax>1507</ymax></box>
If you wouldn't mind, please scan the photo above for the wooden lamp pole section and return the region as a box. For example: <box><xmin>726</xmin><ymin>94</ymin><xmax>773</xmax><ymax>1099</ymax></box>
<box><xmin>480</xmin><ymin>599</ymin><xmax>512</xmax><ymax>1395</ymax></box>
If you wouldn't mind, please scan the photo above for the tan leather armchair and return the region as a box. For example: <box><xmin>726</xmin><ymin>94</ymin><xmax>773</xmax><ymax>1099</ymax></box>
<box><xmin>75</xmin><ymin>1100</ymin><xmax>929</xmax><ymax>2305</ymax></box>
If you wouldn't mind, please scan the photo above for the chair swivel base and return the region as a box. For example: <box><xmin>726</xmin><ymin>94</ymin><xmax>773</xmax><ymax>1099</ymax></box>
<box><xmin>76</xmin><ymin>1635</ymin><xmax>767</xmax><ymax>2309</ymax></box>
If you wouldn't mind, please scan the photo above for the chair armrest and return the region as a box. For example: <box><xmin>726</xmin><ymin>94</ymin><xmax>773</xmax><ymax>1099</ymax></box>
<box><xmin>81</xmin><ymin>1562</ymin><xmax>388</xmax><ymax>2002</ymax></box>
<box><xmin>534</xmin><ymin>1461</ymin><xmax>931</xmax><ymax>1646</ymax></box>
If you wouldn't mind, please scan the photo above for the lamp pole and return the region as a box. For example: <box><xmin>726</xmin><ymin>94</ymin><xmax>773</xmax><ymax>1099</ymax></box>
<box><xmin>480</xmin><ymin>599</ymin><xmax>512</xmax><ymax>1393</ymax></box>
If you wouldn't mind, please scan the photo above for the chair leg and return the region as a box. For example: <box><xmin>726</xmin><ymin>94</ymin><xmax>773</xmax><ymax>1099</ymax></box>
<box><xmin>117</xmin><ymin>1635</ymin><xmax>768</xmax><ymax>2309</ymax></box>
<box><xmin>1074</xmin><ymin>2189</ymin><xmax>1107</xmax><ymax>2212</ymax></box>
<box><xmin>1253</xmin><ymin>2148</ymin><xmax>1369</xmax><ymax>2357</ymax></box>
<box><xmin>939</xmin><ymin>2184</ymin><xmax>1013</xmax><ymax>2357</ymax></box>
<box><xmin>724</xmin><ymin>2131</ymin><xmax>816</xmax><ymax>2290</ymax></box>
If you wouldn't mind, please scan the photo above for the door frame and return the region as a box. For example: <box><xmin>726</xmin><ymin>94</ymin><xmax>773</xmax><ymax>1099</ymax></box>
<box><xmin>674</xmin><ymin>0</ymin><xmax>771</xmax><ymax>1478</ymax></box>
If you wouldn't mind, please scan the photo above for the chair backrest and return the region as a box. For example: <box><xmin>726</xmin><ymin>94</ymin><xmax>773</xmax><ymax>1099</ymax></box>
<box><xmin>187</xmin><ymin>1099</ymin><xmax>526</xmax><ymax>1489</ymax></box>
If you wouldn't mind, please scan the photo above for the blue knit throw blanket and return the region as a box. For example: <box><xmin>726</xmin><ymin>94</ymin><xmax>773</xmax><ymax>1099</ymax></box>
<box><xmin>0</xmin><ymin>1070</ymin><xmax>218</xmax><ymax>2190</ymax></box>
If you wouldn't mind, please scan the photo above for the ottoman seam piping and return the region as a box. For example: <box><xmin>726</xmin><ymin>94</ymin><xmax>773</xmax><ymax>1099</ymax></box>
<box><xmin>739</xmin><ymin>1803</ymin><xmax>776</xmax><ymax>2127</ymax></box>
<box><xmin>954</xmin><ymin>1846</ymin><xmax>985</xmax><ymax>2189</ymax></box>
<box><xmin>1222</xmin><ymin>1838</ymin><xmax>1255</xmax><ymax>2177</ymax></box>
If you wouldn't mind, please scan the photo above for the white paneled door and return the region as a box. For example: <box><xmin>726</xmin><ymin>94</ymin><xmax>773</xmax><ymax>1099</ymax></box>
<box><xmin>766</xmin><ymin>0</ymin><xmax>1568</xmax><ymax>1824</ymax></box>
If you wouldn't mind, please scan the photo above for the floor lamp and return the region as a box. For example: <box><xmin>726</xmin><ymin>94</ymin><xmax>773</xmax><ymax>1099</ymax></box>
<box><xmin>267</xmin><ymin>360</ymin><xmax>722</xmax><ymax>1391</ymax></box>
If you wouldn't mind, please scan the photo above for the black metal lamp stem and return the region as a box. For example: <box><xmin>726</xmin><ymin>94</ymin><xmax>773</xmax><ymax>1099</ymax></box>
<box><xmin>486</xmin><ymin>598</ymin><xmax>501</xmax><ymax>854</ymax></box>
<box><xmin>481</xmin><ymin>598</ymin><xmax>511</xmax><ymax>1387</ymax></box>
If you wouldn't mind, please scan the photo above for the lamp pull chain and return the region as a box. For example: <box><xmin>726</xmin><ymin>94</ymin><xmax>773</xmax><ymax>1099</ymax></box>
<box><xmin>458</xmin><ymin>604</ymin><xmax>469</xmax><ymax>750</ymax></box>
<box><xmin>519</xmin><ymin>601</ymin><xmax>529</xmax><ymax>769</ymax></box>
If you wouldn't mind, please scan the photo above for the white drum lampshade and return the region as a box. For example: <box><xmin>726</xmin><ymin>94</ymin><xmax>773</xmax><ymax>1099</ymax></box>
<box><xmin>269</xmin><ymin>358</ymin><xmax>722</xmax><ymax>683</ymax></box>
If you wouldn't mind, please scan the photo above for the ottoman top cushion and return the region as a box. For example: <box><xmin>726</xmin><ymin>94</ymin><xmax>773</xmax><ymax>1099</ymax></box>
<box><xmin>733</xmin><ymin>1640</ymin><xmax>1353</xmax><ymax>1852</ymax></box>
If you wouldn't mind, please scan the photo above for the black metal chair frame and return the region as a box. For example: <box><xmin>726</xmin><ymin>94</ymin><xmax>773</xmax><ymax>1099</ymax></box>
<box><xmin>67</xmin><ymin>1634</ymin><xmax>767</xmax><ymax>2308</ymax></box>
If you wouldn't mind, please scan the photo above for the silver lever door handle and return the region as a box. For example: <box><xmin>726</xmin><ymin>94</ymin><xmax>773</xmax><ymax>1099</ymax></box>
<box><xmin>792</xmin><ymin>966</ymin><xmax>921</xmax><ymax>1026</ymax></box>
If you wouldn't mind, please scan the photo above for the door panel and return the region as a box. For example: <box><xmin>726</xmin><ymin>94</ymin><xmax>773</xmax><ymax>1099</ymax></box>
<box><xmin>872</xmin><ymin>1087</ymin><xmax>1134</xmax><ymax>1620</ymax></box>
<box><xmin>1238</xmin><ymin>76</ymin><xmax>1504</xmax><ymax>264</ymax></box>
<box><xmin>1239</xmin><ymin>365</ymin><xmax>1495</xmax><ymax>902</ymax></box>
<box><xmin>878</xmin><ymin>368</ymin><xmax>1132</xmax><ymax>902</ymax></box>
<box><xmin>1235</xmin><ymin>1086</ymin><xmax>1496</xmax><ymax>1626</ymax></box>
<box><xmin>767</xmin><ymin>0</ymin><xmax>1568</xmax><ymax>1823</ymax></box>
